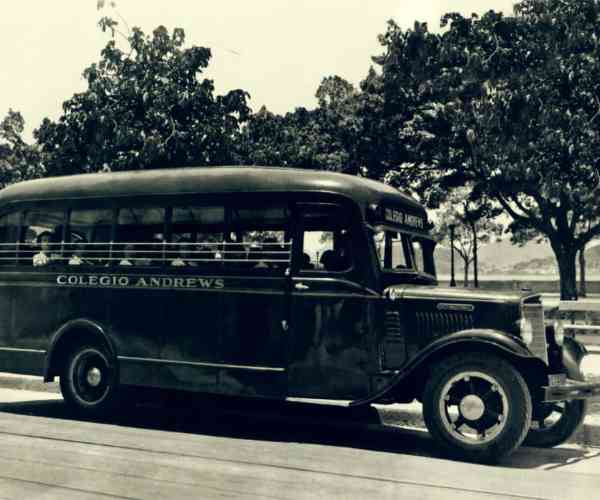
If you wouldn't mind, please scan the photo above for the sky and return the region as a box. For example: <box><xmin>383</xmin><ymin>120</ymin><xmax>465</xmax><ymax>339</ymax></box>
<box><xmin>1</xmin><ymin>1</ymin><xmax>515</xmax><ymax>141</ymax></box>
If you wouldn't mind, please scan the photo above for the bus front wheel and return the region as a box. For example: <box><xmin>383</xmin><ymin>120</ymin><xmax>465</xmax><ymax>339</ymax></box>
<box><xmin>422</xmin><ymin>353</ymin><xmax>532</xmax><ymax>463</ymax></box>
<box><xmin>60</xmin><ymin>343</ymin><xmax>119</xmax><ymax>416</ymax></box>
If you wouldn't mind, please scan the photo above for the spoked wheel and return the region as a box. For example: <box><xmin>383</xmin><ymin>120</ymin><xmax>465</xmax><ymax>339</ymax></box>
<box><xmin>423</xmin><ymin>354</ymin><xmax>532</xmax><ymax>463</ymax></box>
<box><xmin>438</xmin><ymin>371</ymin><xmax>510</xmax><ymax>444</ymax></box>
<box><xmin>60</xmin><ymin>343</ymin><xmax>119</xmax><ymax>416</ymax></box>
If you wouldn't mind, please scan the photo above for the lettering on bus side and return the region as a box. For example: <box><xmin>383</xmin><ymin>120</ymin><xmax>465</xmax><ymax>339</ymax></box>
<box><xmin>56</xmin><ymin>274</ymin><xmax>225</xmax><ymax>290</ymax></box>
<box><xmin>384</xmin><ymin>208</ymin><xmax>425</xmax><ymax>230</ymax></box>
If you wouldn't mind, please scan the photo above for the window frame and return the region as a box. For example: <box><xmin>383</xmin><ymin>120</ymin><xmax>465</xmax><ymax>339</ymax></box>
<box><xmin>292</xmin><ymin>200</ymin><xmax>359</xmax><ymax>280</ymax></box>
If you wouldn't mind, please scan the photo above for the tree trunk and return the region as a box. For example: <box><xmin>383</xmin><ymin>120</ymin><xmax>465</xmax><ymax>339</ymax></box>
<box><xmin>579</xmin><ymin>246</ymin><xmax>587</xmax><ymax>298</ymax></box>
<box><xmin>555</xmin><ymin>247</ymin><xmax>578</xmax><ymax>300</ymax></box>
<box><xmin>463</xmin><ymin>259</ymin><xmax>469</xmax><ymax>287</ymax></box>
<box><xmin>473</xmin><ymin>232</ymin><xmax>479</xmax><ymax>288</ymax></box>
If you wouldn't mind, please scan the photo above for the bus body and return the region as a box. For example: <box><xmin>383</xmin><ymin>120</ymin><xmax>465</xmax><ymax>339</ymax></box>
<box><xmin>0</xmin><ymin>166</ymin><xmax>598</xmax><ymax>462</ymax></box>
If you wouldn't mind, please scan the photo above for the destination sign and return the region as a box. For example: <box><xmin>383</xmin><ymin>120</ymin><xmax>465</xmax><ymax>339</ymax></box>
<box><xmin>384</xmin><ymin>207</ymin><xmax>426</xmax><ymax>230</ymax></box>
<box><xmin>57</xmin><ymin>274</ymin><xmax>224</xmax><ymax>290</ymax></box>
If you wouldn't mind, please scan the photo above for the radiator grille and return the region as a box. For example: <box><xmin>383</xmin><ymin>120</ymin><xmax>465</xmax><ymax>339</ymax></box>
<box><xmin>415</xmin><ymin>310</ymin><xmax>474</xmax><ymax>338</ymax></box>
<box><xmin>522</xmin><ymin>303</ymin><xmax>548</xmax><ymax>364</ymax></box>
<box><xmin>382</xmin><ymin>310</ymin><xmax>406</xmax><ymax>368</ymax></box>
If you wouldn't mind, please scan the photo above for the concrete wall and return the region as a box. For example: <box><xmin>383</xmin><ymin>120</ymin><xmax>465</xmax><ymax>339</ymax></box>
<box><xmin>441</xmin><ymin>279</ymin><xmax>600</xmax><ymax>294</ymax></box>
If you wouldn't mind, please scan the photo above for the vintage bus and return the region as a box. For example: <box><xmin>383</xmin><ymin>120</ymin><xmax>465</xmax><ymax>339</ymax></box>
<box><xmin>0</xmin><ymin>166</ymin><xmax>598</xmax><ymax>462</ymax></box>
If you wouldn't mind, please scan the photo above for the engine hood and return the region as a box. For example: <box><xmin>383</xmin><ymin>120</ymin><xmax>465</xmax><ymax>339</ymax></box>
<box><xmin>385</xmin><ymin>285</ymin><xmax>541</xmax><ymax>305</ymax></box>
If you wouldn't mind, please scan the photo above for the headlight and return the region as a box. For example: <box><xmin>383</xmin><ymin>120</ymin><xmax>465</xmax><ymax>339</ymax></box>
<box><xmin>519</xmin><ymin>317</ymin><xmax>534</xmax><ymax>345</ymax></box>
<box><xmin>553</xmin><ymin>320</ymin><xmax>565</xmax><ymax>346</ymax></box>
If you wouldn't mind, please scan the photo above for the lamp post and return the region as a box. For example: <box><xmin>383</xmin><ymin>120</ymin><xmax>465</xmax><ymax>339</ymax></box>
<box><xmin>449</xmin><ymin>222</ymin><xmax>457</xmax><ymax>288</ymax></box>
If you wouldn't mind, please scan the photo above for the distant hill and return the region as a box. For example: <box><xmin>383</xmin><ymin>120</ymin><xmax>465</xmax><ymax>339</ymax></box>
<box><xmin>434</xmin><ymin>239</ymin><xmax>600</xmax><ymax>278</ymax></box>
<box><xmin>511</xmin><ymin>243</ymin><xmax>600</xmax><ymax>274</ymax></box>
<box><xmin>435</xmin><ymin>239</ymin><xmax>554</xmax><ymax>276</ymax></box>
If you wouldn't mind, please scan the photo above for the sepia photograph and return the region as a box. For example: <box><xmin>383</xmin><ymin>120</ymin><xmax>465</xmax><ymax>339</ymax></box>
<box><xmin>1</xmin><ymin>1</ymin><xmax>600</xmax><ymax>498</ymax></box>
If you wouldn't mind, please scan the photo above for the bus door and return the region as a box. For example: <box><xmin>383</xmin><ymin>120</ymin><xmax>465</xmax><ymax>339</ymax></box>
<box><xmin>218</xmin><ymin>203</ymin><xmax>291</xmax><ymax>398</ymax></box>
<box><xmin>287</xmin><ymin>202</ymin><xmax>379</xmax><ymax>401</ymax></box>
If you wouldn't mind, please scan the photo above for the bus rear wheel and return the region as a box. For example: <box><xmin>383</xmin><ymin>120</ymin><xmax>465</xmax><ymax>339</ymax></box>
<box><xmin>60</xmin><ymin>343</ymin><xmax>119</xmax><ymax>416</ymax></box>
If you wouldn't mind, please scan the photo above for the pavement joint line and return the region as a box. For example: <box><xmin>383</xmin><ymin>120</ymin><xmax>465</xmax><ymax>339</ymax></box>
<box><xmin>0</xmin><ymin>473</ymin><xmax>141</xmax><ymax>500</ymax></box>
<box><xmin>0</xmin><ymin>430</ymin><xmax>549</xmax><ymax>500</ymax></box>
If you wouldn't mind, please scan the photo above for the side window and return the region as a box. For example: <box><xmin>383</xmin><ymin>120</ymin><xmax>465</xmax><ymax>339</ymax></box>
<box><xmin>0</xmin><ymin>212</ymin><xmax>20</xmax><ymax>266</ymax></box>
<box><xmin>299</xmin><ymin>204</ymin><xmax>353</xmax><ymax>273</ymax></box>
<box><xmin>116</xmin><ymin>207</ymin><xmax>165</xmax><ymax>267</ymax></box>
<box><xmin>170</xmin><ymin>206</ymin><xmax>225</xmax><ymax>268</ymax></box>
<box><xmin>23</xmin><ymin>209</ymin><xmax>66</xmax><ymax>267</ymax></box>
<box><xmin>68</xmin><ymin>208</ymin><xmax>114</xmax><ymax>266</ymax></box>
<box><xmin>230</xmin><ymin>205</ymin><xmax>291</xmax><ymax>271</ymax></box>
<box><xmin>303</xmin><ymin>231</ymin><xmax>333</xmax><ymax>270</ymax></box>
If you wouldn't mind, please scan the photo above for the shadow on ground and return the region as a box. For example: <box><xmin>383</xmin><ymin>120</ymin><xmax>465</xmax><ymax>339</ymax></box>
<box><xmin>0</xmin><ymin>388</ymin><xmax>593</xmax><ymax>469</ymax></box>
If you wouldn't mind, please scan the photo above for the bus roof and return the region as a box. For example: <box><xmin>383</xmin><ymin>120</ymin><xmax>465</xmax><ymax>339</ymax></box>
<box><xmin>0</xmin><ymin>166</ymin><xmax>425</xmax><ymax>214</ymax></box>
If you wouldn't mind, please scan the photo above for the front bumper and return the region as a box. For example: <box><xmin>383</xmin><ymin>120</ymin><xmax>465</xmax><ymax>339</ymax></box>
<box><xmin>544</xmin><ymin>379</ymin><xmax>600</xmax><ymax>402</ymax></box>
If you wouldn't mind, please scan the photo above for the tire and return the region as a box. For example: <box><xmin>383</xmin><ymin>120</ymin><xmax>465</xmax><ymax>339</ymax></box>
<box><xmin>60</xmin><ymin>343</ymin><xmax>119</xmax><ymax>416</ymax></box>
<box><xmin>524</xmin><ymin>369</ymin><xmax>587</xmax><ymax>448</ymax></box>
<box><xmin>422</xmin><ymin>353</ymin><xmax>532</xmax><ymax>463</ymax></box>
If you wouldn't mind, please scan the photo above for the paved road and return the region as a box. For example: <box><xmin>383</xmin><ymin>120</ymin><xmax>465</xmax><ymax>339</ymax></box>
<box><xmin>1</xmin><ymin>389</ymin><xmax>600</xmax><ymax>499</ymax></box>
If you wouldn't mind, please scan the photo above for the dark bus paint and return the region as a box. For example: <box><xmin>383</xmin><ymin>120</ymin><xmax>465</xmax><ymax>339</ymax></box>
<box><xmin>0</xmin><ymin>166</ymin><xmax>598</xmax><ymax>463</ymax></box>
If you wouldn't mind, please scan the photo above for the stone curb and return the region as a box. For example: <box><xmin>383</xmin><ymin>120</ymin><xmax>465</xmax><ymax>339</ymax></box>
<box><xmin>1</xmin><ymin>373</ymin><xmax>599</xmax><ymax>447</ymax></box>
<box><xmin>0</xmin><ymin>373</ymin><xmax>59</xmax><ymax>394</ymax></box>
<box><xmin>376</xmin><ymin>403</ymin><xmax>600</xmax><ymax>448</ymax></box>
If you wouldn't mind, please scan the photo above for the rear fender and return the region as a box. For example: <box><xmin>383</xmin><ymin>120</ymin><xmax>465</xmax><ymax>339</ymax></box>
<box><xmin>44</xmin><ymin>318</ymin><xmax>116</xmax><ymax>381</ymax></box>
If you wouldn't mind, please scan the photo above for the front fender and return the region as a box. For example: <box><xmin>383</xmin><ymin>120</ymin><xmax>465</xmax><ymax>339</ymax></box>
<box><xmin>350</xmin><ymin>328</ymin><xmax>538</xmax><ymax>407</ymax></box>
<box><xmin>562</xmin><ymin>336</ymin><xmax>587</xmax><ymax>379</ymax></box>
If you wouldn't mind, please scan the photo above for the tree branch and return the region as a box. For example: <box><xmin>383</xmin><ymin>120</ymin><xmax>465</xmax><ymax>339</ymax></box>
<box><xmin>588</xmin><ymin>95</ymin><xmax>600</xmax><ymax>125</ymax></box>
<box><xmin>161</xmin><ymin>115</ymin><xmax>176</xmax><ymax>146</ymax></box>
<box><xmin>578</xmin><ymin>221</ymin><xmax>600</xmax><ymax>247</ymax></box>
<box><xmin>484</xmin><ymin>35</ymin><xmax>500</xmax><ymax>64</ymax></box>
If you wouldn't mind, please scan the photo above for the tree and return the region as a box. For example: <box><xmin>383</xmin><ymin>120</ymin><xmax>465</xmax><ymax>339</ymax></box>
<box><xmin>238</xmin><ymin>75</ymin><xmax>361</xmax><ymax>172</ymax></box>
<box><xmin>433</xmin><ymin>189</ymin><xmax>502</xmax><ymax>287</ymax></box>
<box><xmin>376</xmin><ymin>1</ymin><xmax>600</xmax><ymax>299</ymax></box>
<box><xmin>0</xmin><ymin>110</ymin><xmax>44</xmax><ymax>188</ymax></box>
<box><xmin>362</xmin><ymin>20</ymin><xmax>452</xmax><ymax>198</ymax></box>
<box><xmin>35</xmin><ymin>18</ymin><xmax>250</xmax><ymax>175</ymax></box>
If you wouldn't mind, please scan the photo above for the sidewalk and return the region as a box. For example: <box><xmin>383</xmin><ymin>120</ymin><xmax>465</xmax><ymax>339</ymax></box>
<box><xmin>2</xmin><ymin>372</ymin><xmax>600</xmax><ymax>448</ymax></box>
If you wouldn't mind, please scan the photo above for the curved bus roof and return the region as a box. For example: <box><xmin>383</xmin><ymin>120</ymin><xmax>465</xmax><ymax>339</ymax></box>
<box><xmin>0</xmin><ymin>166</ymin><xmax>425</xmax><ymax>215</ymax></box>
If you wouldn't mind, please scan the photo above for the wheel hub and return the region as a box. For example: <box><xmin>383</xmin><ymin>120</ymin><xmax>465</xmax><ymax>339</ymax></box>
<box><xmin>459</xmin><ymin>394</ymin><xmax>485</xmax><ymax>421</ymax></box>
<box><xmin>438</xmin><ymin>370</ymin><xmax>510</xmax><ymax>445</ymax></box>
<box><xmin>86</xmin><ymin>367</ymin><xmax>102</xmax><ymax>387</ymax></box>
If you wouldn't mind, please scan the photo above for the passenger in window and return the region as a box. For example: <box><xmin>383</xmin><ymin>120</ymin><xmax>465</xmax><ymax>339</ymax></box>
<box><xmin>33</xmin><ymin>232</ymin><xmax>61</xmax><ymax>266</ymax></box>
<box><xmin>196</xmin><ymin>243</ymin><xmax>214</xmax><ymax>262</ymax></box>
<box><xmin>227</xmin><ymin>242</ymin><xmax>247</xmax><ymax>265</ymax></box>
<box><xmin>142</xmin><ymin>238</ymin><xmax>163</xmax><ymax>266</ymax></box>
<box><xmin>248</xmin><ymin>244</ymin><xmax>267</xmax><ymax>268</ymax></box>
<box><xmin>261</xmin><ymin>236</ymin><xmax>281</xmax><ymax>268</ymax></box>
<box><xmin>171</xmin><ymin>238</ymin><xmax>198</xmax><ymax>267</ymax></box>
<box><xmin>119</xmin><ymin>243</ymin><xmax>135</xmax><ymax>266</ymax></box>
<box><xmin>319</xmin><ymin>249</ymin><xmax>335</xmax><ymax>271</ymax></box>
<box><xmin>68</xmin><ymin>242</ymin><xmax>90</xmax><ymax>265</ymax></box>
<box><xmin>301</xmin><ymin>253</ymin><xmax>314</xmax><ymax>270</ymax></box>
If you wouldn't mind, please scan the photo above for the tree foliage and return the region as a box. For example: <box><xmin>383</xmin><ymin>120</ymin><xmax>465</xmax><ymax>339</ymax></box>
<box><xmin>432</xmin><ymin>188</ymin><xmax>503</xmax><ymax>286</ymax></box>
<box><xmin>0</xmin><ymin>110</ymin><xmax>44</xmax><ymax>189</ymax></box>
<box><xmin>373</xmin><ymin>0</ymin><xmax>600</xmax><ymax>298</ymax></box>
<box><xmin>238</xmin><ymin>75</ymin><xmax>362</xmax><ymax>172</ymax></box>
<box><xmin>35</xmin><ymin>19</ymin><xmax>250</xmax><ymax>175</ymax></box>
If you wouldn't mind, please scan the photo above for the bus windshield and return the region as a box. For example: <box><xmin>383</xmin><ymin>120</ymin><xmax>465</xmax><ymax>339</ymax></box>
<box><xmin>372</xmin><ymin>229</ymin><xmax>435</xmax><ymax>276</ymax></box>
